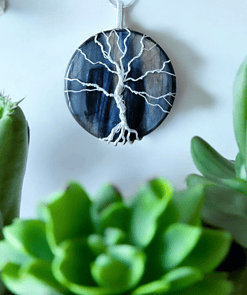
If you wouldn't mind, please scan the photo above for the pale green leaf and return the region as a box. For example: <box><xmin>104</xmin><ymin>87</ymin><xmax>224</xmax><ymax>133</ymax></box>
<box><xmin>129</xmin><ymin>178</ymin><xmax>174</xmax><ymax>248</ymax></box>
<box><xmin>52</xmin><ymin>238</ymin><xmax>111</xmax><ymax>295</ymax></box>
<box><xmin>233</xmin><ymin>55</ymin><xmax>247</xmax><ymax>163</ymax></box>
<box><xmin>180</xmin><ymin>228</ymin><xmax>232</xmax><ymax>273</ymax></box>
<box><xmin>191</xmin><ymin>136</ymin><xmax>235</xmax><ymax>180</ymax></box>
<box><xmin>3</xmin><ymin>219</ymin><xmax>53</xmax><ymax>261</ymax></box>
<box><xmin>38</xmin><ymin>181</ymin><xmax>93</xmax><ymax>251</ymax></box>
<box><xmin>157</xmin><ymin>223</ymin><xmax>202</xmax><ymax>271</ymax></box>
<box><xmin>1</xmin><ymin>260</ymin><xmax>66</xmax><ymax>295</ymax></box>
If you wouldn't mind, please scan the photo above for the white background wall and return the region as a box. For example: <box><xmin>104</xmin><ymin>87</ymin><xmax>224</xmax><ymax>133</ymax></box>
<box><xmin>0</xmin><ymin>0</ymin><xmax>246</xmax><ymax>218</ymax></box>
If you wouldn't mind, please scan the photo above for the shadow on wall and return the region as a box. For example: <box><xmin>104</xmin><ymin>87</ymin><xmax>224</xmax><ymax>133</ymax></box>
<box><xmin>125</xmin><ymin>1</ymin><xmax>215</xmax><ymax>133</ymax></box>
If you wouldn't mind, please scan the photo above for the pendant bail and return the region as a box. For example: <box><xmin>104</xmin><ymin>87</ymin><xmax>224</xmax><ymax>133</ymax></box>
<box><xmin>117</xmin><ymin>1</ymin><xmax>124</xmax><ymax>29</ymax></box>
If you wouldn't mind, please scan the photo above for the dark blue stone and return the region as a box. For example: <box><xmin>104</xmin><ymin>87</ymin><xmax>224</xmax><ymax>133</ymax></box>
<box><xmin>65</xmin><ymin>28</ymin><xmax>176</xmax><ymax>144</ymax></box>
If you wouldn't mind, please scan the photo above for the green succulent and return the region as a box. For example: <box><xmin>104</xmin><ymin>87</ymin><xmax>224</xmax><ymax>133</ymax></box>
<box><xmin>187</xmin><ymin>55</ymin><xmax>247</xmax><ymax>251</ymax></box>
<box><xmin>0</xmin><ymin>179</ymin><xmax>233</xmax><ymax>295</ymax></box>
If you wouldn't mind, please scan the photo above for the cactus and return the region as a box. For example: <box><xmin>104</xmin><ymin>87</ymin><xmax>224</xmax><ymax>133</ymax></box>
<box><xmin>0</xmin><ymin>94</ymin><xmax>28</xmax><ymax>227</ymax></box>
<box><xmin>0</xmin><ymin>94</ymin><xmax>29</xmax><ymax>294</ymax></box>
<box><xmin>0</xmin><ymin>179</ymin><xmax>233</xmax><ymax>295</ymax></box>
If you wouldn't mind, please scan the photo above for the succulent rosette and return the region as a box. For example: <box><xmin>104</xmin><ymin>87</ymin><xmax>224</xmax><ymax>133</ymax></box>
<box><xmin>0</xmin><ymin>179</ymin><xmax>233</xmax><ymax>295</ymax></box>
<box><xmin>187</xmin><ymin>56</ymin><xmax>247</xmax><ymax>250</ymax></box>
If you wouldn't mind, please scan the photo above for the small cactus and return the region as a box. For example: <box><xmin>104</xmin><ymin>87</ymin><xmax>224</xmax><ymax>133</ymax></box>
<box><xmin>0</xmin><ymin>94</ymin><xmax>29</xmax><ymax>294</ymax></box>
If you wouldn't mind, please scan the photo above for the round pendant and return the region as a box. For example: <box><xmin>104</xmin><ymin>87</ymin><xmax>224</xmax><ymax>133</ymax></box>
<box><xmin>65</xmin><ymin>28</ymin><xmax>176</xmax><ymax>146</ymax></box>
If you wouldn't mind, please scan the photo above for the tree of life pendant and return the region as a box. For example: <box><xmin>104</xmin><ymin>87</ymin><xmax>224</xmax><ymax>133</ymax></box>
<box><xmin>64</xmin><ymin>0</ymin><xmax>176</xmax><ymax>146</ymax></box>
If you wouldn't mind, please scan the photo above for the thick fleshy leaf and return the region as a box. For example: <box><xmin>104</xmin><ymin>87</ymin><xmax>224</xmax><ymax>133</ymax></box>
<box><xmin>90</xmin><ymin>184</ymin><xmax>123</xmax><ymax>233</ymax></box>
<box><xmin>91</xmin><ymin>254</ymin><xmax>130</xmax><ymax>293</ymax></box>
<box><xmin>99</xmin><ymin>203</ymin><xmax>131</xmax><ymax>234</ymax></box>
<box><xmin>173</xmin><ymin>184</ymin><xmax>205</xmax><ymax>226</ymax></box>
<box><xmin>93</xmin><ymin>183</ymin><xmax>122</xmax><ymax>214</ymax></box>
<box><xmin>235</xmin><ymin>153</ymin><xmax>247</xmax><ymax>179</ymax></box>
<box><xmin>162</xmin><ymin>267</ymin><xmax>203</xmax><ymax>292</ymax></box>
<box><xmin>1</xmin><ymin>260</ymin><xmax>67</xmax><ymax>295</ymax></box>
<box><xmin>191</xmin><ymin>136</ymin><xmax>235</xmax><ymax>180</ymax></box>
<box><xmin>221</xmin><ymin>178</ymin><xmax>247</xmax><ymax>194</ymax></box>
<box><xmin>0</xmin><ymin>241</ymin><xmax>32</xmax><ymax>269</ymax></box>
<box><xmin>157</xmin><ymin>223</ymin><xmax>202</xmax><ymax>271</ymax></box>
<box><xmin>186</xmin><ymin>174</ymin><xmax>215</xmax><ymax>188</ymax></box>
<box><xmin>133</xmin><ymin>267</ymin><xmax>203</xmax><ymax>295</ymax></box>
<box><xmin>3</xmin><ymin>219</ymin><xmax>53</xmax><ymax>261</ymax></box>
<box><xmin>131</xmin><ymin>280</ymin><xmax>170</xmax><ymax>294</ymax></box>
<box><xmin>91</xmin><ymin>245</ymin><xmax>145</xmax><ymax>293</ymax></box>
<box><xmin>233</xmin><ymin>56</ymin><xmax>247</xmax><ymax>163</ymax></box>
<box><xmin>202</xmin><ymin>204</ymin><xmax>247</xmax><ymax>247</ymax></box>
<box><xmin>129</xmin><ymin>178</ymin><xmax>173</xmax><ymax>248</ymax></box>
<box><xmin>203</xmin><ymin>185</ymin><xmax>247</xmax><ymax>218</ymax></box>
<box><xmin>52</xmin><ymin>238</ymin><xmax>111</xmax><ymax>295</ymax></box>
<box><xmin>170</xmin><ymin>272</ymin><xmax>233</xmax><ymax>295</ymax></box>
<box><xmin>38</xmin><ymin>182</ymin><xmax>93</xmax><ymax>250</ymax></box>
<box><xmin>103</xmin><ymin>228</ymin><xmax>127</xmax><ymax>246</ymax></box>
<box><xmin>180</xmin><ymin>228</ymin><xmax>232</xmax><ymax>273</ymax></box>
<box><xmin>87</xmin><ymin>234</ymin><xmax>106</xmax><ymax>256</ymax></box>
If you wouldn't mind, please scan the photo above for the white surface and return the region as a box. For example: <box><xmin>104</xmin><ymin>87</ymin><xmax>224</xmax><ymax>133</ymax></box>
<box><xmin>0</xmin><ymin>0</ymin><xmax>245</xmax><ymax>218</ymax></box>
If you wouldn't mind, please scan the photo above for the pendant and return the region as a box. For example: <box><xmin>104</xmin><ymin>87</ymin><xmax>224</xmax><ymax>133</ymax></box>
<box><xmin>65</xmin><ymin>0</ymin><xmax>176</xmax><ymax>146</ymax></box>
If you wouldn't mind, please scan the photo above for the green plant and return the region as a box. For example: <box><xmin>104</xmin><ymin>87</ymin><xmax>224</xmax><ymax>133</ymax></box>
<box><xmin>0</xmin><ymin>94</ymin><xmax>28</xmax><ymax>227</ymax></box>
<box><xmin>0</xmin><ymin>179</ymin><xmax>233</xmax><ymax>295</ymax></box>
<box><xmin>0</xmin><ymin>94</ymin><xmax>28</xmax><ymax>294</ymax></box>
<box><xmin>0</xmin><ymin>94</ymin><xmax>28</xmax><ymax>225</ymax></box>
<box><xmin>187</xmin><ymin>56</ymin><xmax>247</xmax><ymax>250</ymax></box>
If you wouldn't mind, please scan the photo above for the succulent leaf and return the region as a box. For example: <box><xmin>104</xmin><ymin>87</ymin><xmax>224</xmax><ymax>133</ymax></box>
<box><xmin>235</xmin><ymin>153</ymin><xmax>247</xmax><ymax>179</ymax></box>
<box><xmin>1</xmin><ymin>260</ymin><xmax>66</xmax><ymax>295</ymax></box>
<box><xmin>129</xmin><ymin>178</ymin><xmax>173</xmax><ymax>248</ymax></box>
<box><xmin>103</xmin><ymin>228</ymin><xmax>127</xmax><ymax>246</ymax></box>
<box><xmin>133</xmin><ymin>267</ymin><xmax>204</xmax><ymax>294</ymax></box>
<box><xmin>87</xmin><ymin>234</ymin><xmax>106</xmax><ymax>256</ymax></box>
<box><xmin>93</xmin><ymin>183</ymin><xmax>122</xmax><ymax>214</ymax></box>
<box><xmin>52</xmin><ymin>238</ymin><xmax>95</xmax><ymax>291</ymax></box>
<box><xmin>162</xmin><ymin>266</ymin><xmax>203</xmax><ymax>292</ymax></box>
<box><xmin>52</xmin><ymin>237</ymin><xmax>111</xmax><ymax>294</ymax></box>
<box><xmin>173</xmin><ymin>184</ymin><xmax>205</xmax><ymax>226</ymax></box>
<box><xmin>157</xmin><ymin>223</ymin><xmax>202</xmax><ymax>271</ymax></box>
<box><xmin>191</xmin><ymin>136</ymin><xmax>235</xmax><ymax>180</ymax></box>
<box><xmin>0</xmin><ymin>241</ymin><xmax>31</xmax><ymax>268</ymax></box>
<box><xmin>202</xmin><ymin>205</ymin><xmax>247</xmax><ymax>248</ymax></box>
<box><xmin>91</xmin><ymin>245</ymin><xmax>145</xmax><ymax>292</ymax></box>
<box><xmin>38</xmin><ymin>181</ymin><xmax>93</xmax><ymax>251</ymax></box>
<box><xmin>203</xmin><ymin>185</ymin><xmax>247</xmax><ymax>217</ymax></box>
<box><xmin>221</xmin><ymin>178</ymin><xmax>247</xmax><ymax>194</ymax></box>
<box><xmin>186</xmin><ymin>174</ymin><xmax>215</xmax><ymax>188</ymax></box>
<box><xmin>180</xmin><ymin>228</ymin><xmax>232</xmax><ymax>273</ymax></box>
<box><xmin>99</xmin><ymin>203</ymin><xmax>131</xmax><ymax>234</ymax></box>
<box><xmin>91</xmin><ymin>254</ymin><xmax>131</xmax><ymax>293</ymax></box>
<box><xmin>131</xmin><ymin>280</ymin><xmax>170</xmax><ymax>294</ymax></box>
<box><xmin>233</xmin><ymin>55</ymin><xmax>247</xmax><ymax>163</ymax></box>
<box><xmin>3</xmin><ymin>219</ymin><xmax>53</xmax><ymax>261</ymax></box>
<box><xmin>169</xmin><ymin>272</ymin><xmax>234</xmax><ymax>295</ymax></box>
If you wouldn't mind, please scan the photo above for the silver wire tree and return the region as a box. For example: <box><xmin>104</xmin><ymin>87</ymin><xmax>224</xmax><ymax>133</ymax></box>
<box><xmin>65</xmin><ymin>28</ymin><xmax>176</xmax><ymax>146</ymax></box>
